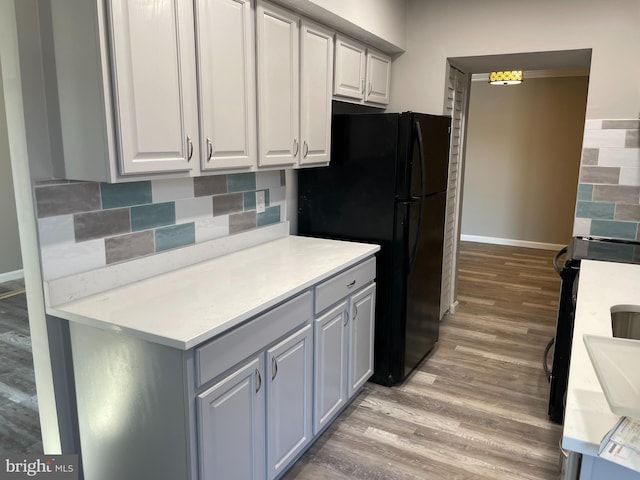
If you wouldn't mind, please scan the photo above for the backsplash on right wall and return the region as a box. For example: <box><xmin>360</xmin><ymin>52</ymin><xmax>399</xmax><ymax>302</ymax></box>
<box><xmin>573</xmin><ymin>119</ymin><xmax>640</xmax><ymax>240</ymax></box>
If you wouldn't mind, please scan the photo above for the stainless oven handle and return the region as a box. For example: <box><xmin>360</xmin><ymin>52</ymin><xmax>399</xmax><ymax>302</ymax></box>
<box><xmin>553</xmin><ymin>246</ymin><xmax>568</xmax><ymax>275</ymax></box>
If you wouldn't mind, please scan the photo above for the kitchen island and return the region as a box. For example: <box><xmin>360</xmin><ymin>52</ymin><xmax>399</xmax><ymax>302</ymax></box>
<box><xmin>563</xmin><ymin>259</ymin><xmax>640</xmax><ymax>479</ymax></box>
<box><xmin>45</xmin><ymin>233</ymin><xmax>380</xmax><ymax>480</ymax></box>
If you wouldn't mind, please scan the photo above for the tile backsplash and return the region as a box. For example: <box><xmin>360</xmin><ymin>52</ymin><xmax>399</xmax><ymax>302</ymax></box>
<box><xmin>35</xmin><ymin>171</ymin><xmax>286</xmax><ymax>280</ymax></box>
<box><xmin>574</xmin><ymin>119</ymin><xmax>640</xmax><ymax>240</ymax></box>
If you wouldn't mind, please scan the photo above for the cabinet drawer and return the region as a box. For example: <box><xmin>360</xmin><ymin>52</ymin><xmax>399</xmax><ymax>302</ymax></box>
<box><xmin>196</xmin><ymin>291</ymin><xmax>312</xmax><ymax>388</ymax></box>
<box><xmin>315</xmin><ymin>258</ymin><xmax>375</xmax><ymax>314</ymax></box>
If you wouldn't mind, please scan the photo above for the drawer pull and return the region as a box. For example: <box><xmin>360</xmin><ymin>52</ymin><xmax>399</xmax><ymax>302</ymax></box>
<box><xmin>272</xmin><ymin>357</ymin><xmax>278</xmax><ymax>380</ymax></box>
<box><xmin>347</xmin><ymin>280</ymin><xmax>356</xmax><ymax>288</ymax></box>
<box><xmin>255</xmin><ymin>369</ymin><xmax>262</xmax><ymax>393</ymax></box>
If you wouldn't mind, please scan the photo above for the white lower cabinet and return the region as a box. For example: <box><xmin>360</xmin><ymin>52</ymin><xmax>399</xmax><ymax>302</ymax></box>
<box><xmin>314</xmin><ymin>301</ymin><xmax>349</xmax><ymax>433</ymax></box>
<box><xmin>267</xmin><ymin>324</ymin><xmax>313</xmax><ymax>478</ymax></box>
<box><xmin>313</xmin><ymin>261</ymin><xmax>376</xmax><ymax>434</ymax></box>
<box><xmin>197</xmin><ymin>356</ymin><xmax>266</xmax><ymax>480</ymax></box>
<box><xmin>348</xmin><ymin>283</ymin><xmax>376</xmax><ymax>397</ymax></box>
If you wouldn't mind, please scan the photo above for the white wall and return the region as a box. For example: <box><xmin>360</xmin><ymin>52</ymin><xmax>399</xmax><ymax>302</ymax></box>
<box><xmin>390</xmin><ymin>0</ymin><xmax>640</xmax><ymax>120</ymax></box>
<box><xmin>0</xmin><ymin>70</ymin><xmax>22</xmax><ymax>276</ymax></box>
<box><xmin>461</xmin><ymin>76</ymin><xmax>588</xmax><ymax>245</ymax></box>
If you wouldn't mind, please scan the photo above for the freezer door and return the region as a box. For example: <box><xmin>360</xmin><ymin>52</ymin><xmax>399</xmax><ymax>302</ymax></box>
<box><xmin>415</xmin><ymin>114</ymin><xmax>451</xmax><ymax>195</ymax></box>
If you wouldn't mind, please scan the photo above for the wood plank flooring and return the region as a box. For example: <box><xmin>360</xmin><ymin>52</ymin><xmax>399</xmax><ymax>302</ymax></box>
<box><xmin>284</xmin><ymin>241</ymin><xmax>562</xmax><ymax>480</ymax></box>
<box><xmin>0</xmin><ymin>279</ymin><xmax>42</xmax><ymax>454</ymax></box>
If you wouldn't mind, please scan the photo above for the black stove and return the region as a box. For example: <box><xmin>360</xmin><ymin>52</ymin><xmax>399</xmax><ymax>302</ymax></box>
<box><xmin>547</xmin><ymin>236</ymin><xmax>640</xmax><ymax>424</ymax></box>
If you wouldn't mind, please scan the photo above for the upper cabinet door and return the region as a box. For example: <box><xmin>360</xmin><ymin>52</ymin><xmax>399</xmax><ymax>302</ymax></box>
<box><xmin>365</xmin><ymin>50</ymin><xmax>391</xmax><ymax>105</ymax></box>
<box><xmin>333</xmin><ymin>35</ymin><xmax>366</xmax><ymax>101</ymax></box>
<box><xmin>256</xmin><ymin>1</ymin><xmax>300</xmax><ymax>167</ymax></box>
<box><xmin>108</xmin><ymin>0</ymin><xmax>199</xmax><ymax>175</ymax></box>
<box><xmin>195</xmin><ymin>0</ymin><xmax>257</xmax><ymax>172</ymax></box>
<box><xmin>299</xmin><ymin>20</ymin><xmax>334</xmax><ymax>166</ymax></box>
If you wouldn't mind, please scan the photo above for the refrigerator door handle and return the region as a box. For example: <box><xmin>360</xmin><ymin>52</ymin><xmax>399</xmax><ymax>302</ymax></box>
<box><xmin>408</xmin><ymin>121</ymin><xmax>427</xmax><ymax>272</ymax></box>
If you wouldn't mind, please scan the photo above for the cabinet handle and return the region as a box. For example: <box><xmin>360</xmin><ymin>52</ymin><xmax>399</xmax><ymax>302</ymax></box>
<box><xmin>361</xmin><ymin>79</ymin><xmax>365</xmax><ymax>94</ymax></box>
<box><xmin>272</xmin><ymin>357</ymin><xmax>278</xmax><ymax>380</ymax></box>
<box><xmin>353</xmin><ymin>304</ymin><xmax>358</xmax><ymax>320</ymax></box>
<box><xmin>206</xmin><ymin>137</ymin><xmax>213</xmax><ymax>162</ymax></box>
<box><xmin>347</xmin><ymin>280</ymin><xmax>356</xmax><ymax>288</ymax></box>
<box><xmin>255</xmin><ymin>369</ymin><xmax>262</xmax><ymax>393</ymax></box>
<box><xmin>368</xmin><ymin>82</ymin><xmax>372</xmax><ymax>95</ymax></box>
<box><xmin>303</xmin><ymin>140</ymin><xmax>308</xmax><ymax>158</ymax></box>
<box><xmin>344</xmin><ymin>309</ymin><xmax>349</xmax><ymax>326</ymax></box>
<box><xmin>187</xmin><ymin>136</ymin><xmax>194</xmax><ymax>162</ymax></box>
<box><xmin>293</xmin><ymin>138</ymin><xmax>299</xmax><ymax>157</ymax></box>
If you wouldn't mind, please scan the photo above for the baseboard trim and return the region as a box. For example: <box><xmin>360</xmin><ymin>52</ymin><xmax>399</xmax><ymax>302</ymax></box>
<box><xmin>0</xmin><ymin>269</ymin><xmax>24</xmax><ymax>283</ymax></box>
<box><xmin>460</xmin><ymin>235</ymin><xmax>564</xmax><ymax>251</ymax></box>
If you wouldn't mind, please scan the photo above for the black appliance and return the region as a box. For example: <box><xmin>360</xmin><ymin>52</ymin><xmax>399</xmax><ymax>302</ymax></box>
<box><xmin>547</xmin><ymin>236</ymin><xmax>640</xmax><ymax>424</ymax></box>
<box><xmin>298</xmin><ymin>112</ymin><xmax>451</xmax><ymax>385</ymax></box>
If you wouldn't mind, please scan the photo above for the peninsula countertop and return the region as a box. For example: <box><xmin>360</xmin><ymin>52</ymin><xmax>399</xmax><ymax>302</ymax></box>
<box><xmin>563</xmin><ymin>259</ymin><xmax>640</xmax><ymax>456</ymax></box>
<box><xmin>45</xmin><ymin>235</ymin><xmax>380</xmax><ymax>350</ymax></box>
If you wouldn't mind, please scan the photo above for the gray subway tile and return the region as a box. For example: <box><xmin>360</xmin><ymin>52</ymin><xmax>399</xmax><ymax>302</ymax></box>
<box><xmin>35</xmin><ymin>182</ymin><xmax>101</xmax><ymax>218</ymax></box>
<box><xmin>229</xmin><ymin>211</ymin><xmax>257</xmax><ymax>234</ymax></box>
<box><xmin>74</xmin><ymin>208</ymin><xmax>130</xmax><ymax>242</ymax></box>
<box><xmin>257</xmin><ymin>205</ymin><xmax>281</xmax><ymax>227</ymax></box>
<box><xmin>581</xmin><ymin>148</ymin><xmax>599</xmax><ymax>166</ymax></box>
<box><xmin>227</xmin><ymin>173</ymin><xmax>256</xmax><ymax>193</ymax></box>
<box><xmin>213</xmin><ymin>193</ymin><xmax>244</xmax><ymax>216</ymax></box>
<box><xmin>576</xmin><ymin>201</ymin><xmax>615</xmax><ymax>220</ymax></box>
<box><xmin>105</xmin><ymin>231</ymin><xmax>154</xmax><ymax>264</ymax></box>
<box><xmin>579</xmin><ymin>166</ymin><xmax>620</xmax><ymax>184</ymax></box>
<box><xmin>590</xmin><ymin>219</ymin><xmax>638</xmax><ymax>240</ymax></box>
<box><xmin>602</xmin><ymin>120</ymin><xmax>640</xmax><ymax>130</ymax></box>
<box><xmin>577</xmin><ymin>184</ymin><xmax>593</xmax><ymax>201</ymax></box>
<box><xmin>626</xmin><ymin>130</ymin><xmax>640</xmax><ymax>148</ymax></box>
<box><xmin>131</xmin><ymin>202</ymin><xmax>176</xmax><ymax>231</ymax></box>
<box><xmin>155</xmin><ymin>223</ymin><xmax>196</xmax><ymax>252</ymax></box>
<box><xmin>592</xmin><ymin>185</ymin><xmax>640</xmax><ymax>203</ymax></box>
<box><xmin>194</xmin><ymin>176</ymin><xmax>227</xmax><ymax>197</ymax></box>
<box><xmin>101</xmin><ymin>181</ymin><xmax>152</xmax><ymax>209</ymax></box>
<box><xmin>615</xmin><ymin>204</ymin><xmax>640</xmax><ymax>222</ymax></box>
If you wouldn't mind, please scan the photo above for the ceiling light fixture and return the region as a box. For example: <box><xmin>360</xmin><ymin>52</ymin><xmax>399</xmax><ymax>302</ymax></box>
<box><xmin>489</xmin><ymin>70</ymin><xmax>523</xmax><ymax>85</ymax></box>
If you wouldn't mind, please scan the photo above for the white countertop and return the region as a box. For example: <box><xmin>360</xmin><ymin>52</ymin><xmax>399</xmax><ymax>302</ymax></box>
<box><xmin>563</xmin><ymin>259</ymin><xmax>640</xmax><ymax>456</ymax></box>
<box><xmin>46</xmin><ymin>236</ymin><xmax>379</xmax><ymax>350</ymax></box>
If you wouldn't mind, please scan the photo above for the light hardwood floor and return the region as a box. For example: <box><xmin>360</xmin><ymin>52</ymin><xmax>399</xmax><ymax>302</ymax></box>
<box><xmin>0</xmin><ymin>242</ymin><xmax>563</xmax><ymax>478</ymax></box>
<box><xmin>284</xmin><ymin>241</ymin><xmax>563</xmax><ymax>480</ymax></box>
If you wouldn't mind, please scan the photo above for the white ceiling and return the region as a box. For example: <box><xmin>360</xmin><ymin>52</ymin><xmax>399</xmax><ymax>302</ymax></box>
<box><xmin>449</xmin><ymin>48</ymin><xmax>592</xmax><ymax>75</ymax></box>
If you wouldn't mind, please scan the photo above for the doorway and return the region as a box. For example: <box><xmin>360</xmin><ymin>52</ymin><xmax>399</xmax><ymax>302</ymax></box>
<box><xmin>440</xmin><ymin>49</ymin><xmax>592</xmax><ymax>315</ymax></box>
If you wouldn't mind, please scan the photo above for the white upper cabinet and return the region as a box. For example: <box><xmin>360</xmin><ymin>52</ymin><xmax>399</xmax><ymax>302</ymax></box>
<box><xmin>365</xmin><ymin>49</ymin><xmax>392</xmax><ymax>105</ymax></box>
<box><xmin>333</xmin><ymin>35</ymin><xmax>392</xmax><ymax>107</ymax></box>
<box><xmin>195</xmin><ymin>0</ymin><xmax>257</xmax><ymax>172</ymax></box>
<box><xmin>108</xmin><ymin>0</ymin><xmax>199</xmax><ymax>175</ymax></box>
<box><xmin>256</xmin><ymin>1</ymin><xmax>300</xmax><ymax>167</ymax></box>
<box><xmin>299</xmin><ymin>20</ymin><xmax>334</xmax><ymax>166</ymax></box>
<box><xmin>333</xmin><ymin>35</ymin><xmax>366</xmax><ymax>101</ymax></box>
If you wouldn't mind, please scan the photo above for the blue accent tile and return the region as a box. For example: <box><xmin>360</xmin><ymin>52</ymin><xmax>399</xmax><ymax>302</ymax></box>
<box><xmin>131</xmin><ymin>202</ymin><xmax>176</xmax><ymax>231</ymax></box>
<box><xmin>227</xmin><ymin>173</ymin><xmax>256</xmax><ymax>193</ymax></box>
<box><xmin>101</xmin><ymin>181</ymin><xmax>152</xmax><ymax>209</ymax></box>
<box><xmin>577</xmin><ymin>184</ymin><xmax>593</xmax><ymax>202</ymax></box>
<box><xmin>576</xmin><ymin>201</ymin><xmax>614</xmax><ymax>220</ymax></box>
<box><xmin>257</xmin><ymin>205</ymin><xmax>281</xmax><ymax>227</ymax></box>
<box><xmin>590</xmin><ymin>220</ymin><xmax>638</xmax><ymax>240</ymax></box>
<box><xmin>243</xmin><ymin>190</ymin><xmax>270</xmax><ymax>211</ymax></box>
<box><xmin>155</xmin><ymin>223</ymin><xmax>195</xmax><ymax>252</ymax></box>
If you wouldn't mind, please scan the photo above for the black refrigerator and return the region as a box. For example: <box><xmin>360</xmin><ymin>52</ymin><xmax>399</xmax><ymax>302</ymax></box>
<box><xmin>298</xmin><ymin>111</ymin><xmax>451</xmax><ymax>385</ymax></box>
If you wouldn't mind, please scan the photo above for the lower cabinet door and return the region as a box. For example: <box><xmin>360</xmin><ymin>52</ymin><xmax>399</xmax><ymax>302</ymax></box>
<box><xmin>314</xmin><ymin>301</ymin><xmax>348</xmax><ymax>434</ymax></box>
<box><xmin>197</xmin><ymin>356</ymin><xmax>266</xmax><ymax>480</ymax></box>
<box><xmin>266</xmin><ymin>324</ymin><xmax>313</xmax><ymax>479</ymax></box>
<box><xmin>348</xmin><ymin>283</ymin><xmax>376</xmax><ymax>398</ymax></box>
